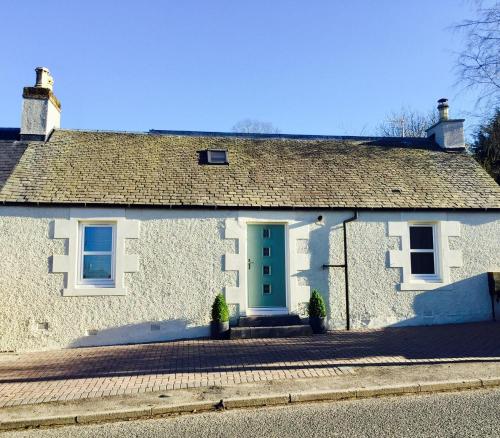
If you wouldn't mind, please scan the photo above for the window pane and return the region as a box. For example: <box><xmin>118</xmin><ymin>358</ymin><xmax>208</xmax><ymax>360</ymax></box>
<box><xmin>84</xmin><ymin>226</ymin><xmax>112</xmax><ymax>252</ymax></box>
<box><xmin>409</xmin><ymin>226</ymin><xmax>434</xmax><ymax>250</ymax></box>
<box><xmin>263</xmin><ymin>247</ymin><xmax>271</xmax><ymax>257</ymax></box>
<box><xmin>410</xmin><ymin>253</ymin><xmax>435</xmax><ymax>275</ymax></box>
<box><xmin>263</xmin><ymin>265</ymin><xmax>271</xmax><ymax>275</ymax></box>
<box><xmin>208</xmin><ymin>150</ymin><xmax>227</xmax><ymax>163</ymax></box>
<box><xmin>263</xmin><ymin>284</ymin><xmax>271</xmax><ymax>294</ymax></box>
<box><xmin>83</xmin><ymin>255</ymin><xmax>112</xmax><ymax>279</ymax></box>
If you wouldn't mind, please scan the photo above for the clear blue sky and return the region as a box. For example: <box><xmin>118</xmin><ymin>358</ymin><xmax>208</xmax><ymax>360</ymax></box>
<box><xmin>0</xmin><ymin>0</ymin><xmax>482</xmax><ymax>135</ymax></box>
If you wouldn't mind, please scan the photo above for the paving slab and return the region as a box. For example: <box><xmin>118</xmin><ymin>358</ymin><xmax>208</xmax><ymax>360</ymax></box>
<box><xmin>1</xmin><ymin>322</ymin><xmax>500</xmax><ymax>409</ymax></box>
<box><xmin>2</xmin><ymin>361</ymin><xmax>500</xmax><ymax>431</ymax></box>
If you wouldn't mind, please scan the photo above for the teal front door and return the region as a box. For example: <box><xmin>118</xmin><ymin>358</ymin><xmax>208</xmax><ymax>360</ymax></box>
<box><xmin>247</xmin><ymin>224</ymin><xmax>286</xmax><ymax>308</ymax></box>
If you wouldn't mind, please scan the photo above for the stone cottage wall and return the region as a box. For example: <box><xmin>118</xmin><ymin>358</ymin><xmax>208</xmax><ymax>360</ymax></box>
<box><xmin>0</xmin><ymin>206</ymin><xmax>498</xmax><ymax>351</ymax></box>
<box><xmin>345</xmin><ymin>211</ymin><xmax>499</xmax><ymax>328</ymax></box>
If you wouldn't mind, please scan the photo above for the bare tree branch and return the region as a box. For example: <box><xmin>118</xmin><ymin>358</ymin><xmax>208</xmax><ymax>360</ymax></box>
<box><xmin>231</xmin><ymin>119</ymin><xmax>281</xmax><ymax>134</ymax></box>
<box><xmin>376</xmin><ymin>107</ymin><xmax>439</xmax><ymax>138</ymax></box>
<box><xmin>454</xmin><ymin>1</ymin><xmax>500</xmax><ymax>111</ymax></box>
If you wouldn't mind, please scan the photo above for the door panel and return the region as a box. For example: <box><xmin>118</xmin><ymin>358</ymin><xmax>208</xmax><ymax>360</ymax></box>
<box><xmin>247</xmin><ymin>224</ymin><xmax>286</xmax><ymax>308</ymax></box>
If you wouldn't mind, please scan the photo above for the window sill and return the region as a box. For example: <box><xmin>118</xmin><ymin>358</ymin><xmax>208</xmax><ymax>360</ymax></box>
<box><xmin>399</xmin><ymin>282</ymin><xmax>452</xmax><ymax>291</ymax></box>
<box><xmin>62</xmin><ymin>287</ymin><xmax>127</xmax><ymax>297</ymax></box>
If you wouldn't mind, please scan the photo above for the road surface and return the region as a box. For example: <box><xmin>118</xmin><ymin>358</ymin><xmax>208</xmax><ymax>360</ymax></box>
<box><xmin>5</xmin><ymin>388</ymin><xmax>500</xmax><ymax>437</ymax></box>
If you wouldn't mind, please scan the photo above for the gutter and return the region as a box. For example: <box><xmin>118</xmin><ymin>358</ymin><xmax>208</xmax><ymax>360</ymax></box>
<box><xmin>0</xmin><ymin>201</ymin><xmax>498</xmax><ymax>212</ymax></box>
<box><xmin>322</xmin><ymin>210</ymin><xmax>358</xmax><ymax>330</ymax></box>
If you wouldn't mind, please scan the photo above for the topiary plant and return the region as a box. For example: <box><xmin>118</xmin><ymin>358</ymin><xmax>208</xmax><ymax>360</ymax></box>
<box><xmin>308</xmin><ymin>289</ymin><xmax>327</xmax><ymax>318</ymax></box>
<box><xmin>211</xmin><ymin>293</ymin><xmax>229</xmax><ymax>322</ymax></box>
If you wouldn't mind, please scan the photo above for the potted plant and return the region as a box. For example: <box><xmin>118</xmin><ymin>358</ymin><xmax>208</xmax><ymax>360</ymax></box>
<box><xmin>308</xmin><ymin>289</ymin><xmax>327</xmax><ymax>334</ymax></box>
<box><xmin>210</xmin><ymin>293</ymin><xmax>230</xmax><ymax>339</ymax></box>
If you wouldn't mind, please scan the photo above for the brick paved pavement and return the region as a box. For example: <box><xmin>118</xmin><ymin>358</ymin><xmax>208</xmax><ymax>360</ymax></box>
<box><xmin>1</xmin><ymin>322</ymin><xmax>499</xmax><ymax>407</ymax></box>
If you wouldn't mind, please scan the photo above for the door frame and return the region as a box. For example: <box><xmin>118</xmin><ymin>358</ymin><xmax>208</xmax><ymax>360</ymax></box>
<box><xmin>245</xmin><ymin>221</ymin><xmax>290</xmax><ymax>316</ymax></box>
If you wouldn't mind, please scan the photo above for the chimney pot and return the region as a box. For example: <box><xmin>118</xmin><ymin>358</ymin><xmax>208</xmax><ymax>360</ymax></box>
<box><xmin>437</xmin><ymin>98</ymin><xmax>449</xmax><ymax>121</ymax></box>
<box><xmin>34</xmin><ymin>67</ymin><xmax>54</xmax><ymax>90</ymax></box>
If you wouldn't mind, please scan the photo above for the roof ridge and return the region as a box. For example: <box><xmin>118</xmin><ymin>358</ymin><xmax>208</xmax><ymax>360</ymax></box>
<box><xmin>148</xmin><ymin>129</ymin><xmax>430</xmax><ymax>142</ymax></box>
<box><xmin>53</xmin><ymin>128</ymin><xmax>433</xmax><ymax>144</ymax></box>
<box><xmin>55</xmin><ymin>128</ymin><xmax>150</xmax><ymax>136</ymax></box>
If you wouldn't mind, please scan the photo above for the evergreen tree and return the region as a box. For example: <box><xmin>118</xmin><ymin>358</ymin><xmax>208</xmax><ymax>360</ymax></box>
<box><xmin>472</xmin><ymin>110</ymin><xmax>500</xmax><ymax>185</ymax></box>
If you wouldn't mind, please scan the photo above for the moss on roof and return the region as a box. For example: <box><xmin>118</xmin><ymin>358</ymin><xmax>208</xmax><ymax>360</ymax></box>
<box><xmin>0</xmin><ymin>129</ymin><xmax>499</xmax><ymax>209</ymax></box>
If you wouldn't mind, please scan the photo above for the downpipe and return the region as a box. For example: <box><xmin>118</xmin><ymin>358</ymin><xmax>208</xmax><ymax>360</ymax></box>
<box><xmin>322</xmin><ymin>210</ymin><xmax>358</xmax><ymax>330</ymax></box>
<box><xmin>342</xmin><ymin>211</ymin><xmax>358</xmax><ymax>330</ymax></box>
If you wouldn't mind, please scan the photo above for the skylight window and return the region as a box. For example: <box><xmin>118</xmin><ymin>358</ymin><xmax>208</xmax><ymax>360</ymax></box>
<box><xmin>206</xmin><ymin>150</ymin><xmax>228</xmax><ymax>164</ymax></box>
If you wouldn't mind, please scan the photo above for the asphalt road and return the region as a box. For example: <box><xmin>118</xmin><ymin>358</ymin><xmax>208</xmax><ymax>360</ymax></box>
<box><xmin>5</xmin><ymin>389</ymin><xmax>500</xmax><ymax>438</ymax></box>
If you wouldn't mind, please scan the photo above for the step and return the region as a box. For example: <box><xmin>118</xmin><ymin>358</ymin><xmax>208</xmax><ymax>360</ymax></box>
<box><xmin>230</xmin><ymin>324</ymin><xmax>313</xmax><ymax>339</ymax></box>
<box><xmin>238</xmin><ymin>315</ymin><xmax>303</xmax><ymax>327</ymax></box>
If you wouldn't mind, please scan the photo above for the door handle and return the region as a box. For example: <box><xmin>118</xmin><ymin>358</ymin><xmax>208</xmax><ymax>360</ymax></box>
<box><xmin>248</xmin><ymin>259</ymin><xmax>254</xmax><ymax>270</ymax></box>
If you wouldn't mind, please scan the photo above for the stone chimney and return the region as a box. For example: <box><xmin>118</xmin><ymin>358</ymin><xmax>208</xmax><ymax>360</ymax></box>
<box><xmin>426</xmin><ymin>98</ymin><xmax>465</xmax><ymax>150</ymax></box>
<box><xmin>20</xmin><ymin>67</ymin><xmax>61</xmax><ymax>141</ymax></box>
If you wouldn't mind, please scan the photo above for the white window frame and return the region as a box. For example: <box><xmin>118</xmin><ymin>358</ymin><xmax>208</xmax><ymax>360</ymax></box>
<box><xmin>408</xmin><ymin>223</ymin><xmax>440</xmax><ymax>283</ymax></box>
<box><xmin>52</xmin><ymin>209</ymin><xmax>140</xmax><ymax>297</ymax></box>
<box><xmin>78</xmin><ymin>222</ymin><xmax>117</xmax><ymax>287</ymax></box>
<box><xmin>388</xmin><ymin>214</ymin><xmax>463</xmax><ymax>291</ymax></box>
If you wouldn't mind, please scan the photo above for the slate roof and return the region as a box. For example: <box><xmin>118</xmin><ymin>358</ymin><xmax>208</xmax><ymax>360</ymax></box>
<box><xmin>0</xmin><ymin>128</ymin><xmax>20</xmax><ymax>141</ymax></box>
<box><xmin>0</xmin><ymin>129</ymin><xmax>499</xmax><ymax>209</ymax></box>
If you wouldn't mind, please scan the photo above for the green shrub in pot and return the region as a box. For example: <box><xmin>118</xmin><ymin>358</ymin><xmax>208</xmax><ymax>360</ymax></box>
<box><xmin>308</xmin><ymin>289</ymin><xmax>327</xmax><ymax>334</ymax></box>
<box><xmin>211</xmin><ymin>293</ymin><xmax>230</xmax><ymax>339</ymax></box>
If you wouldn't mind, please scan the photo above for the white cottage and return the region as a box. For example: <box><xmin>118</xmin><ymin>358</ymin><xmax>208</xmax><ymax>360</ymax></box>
<box><xmin>1</xmin><ymin>68</ymin><xmax>499</xmax><ymax>352</ymax></box>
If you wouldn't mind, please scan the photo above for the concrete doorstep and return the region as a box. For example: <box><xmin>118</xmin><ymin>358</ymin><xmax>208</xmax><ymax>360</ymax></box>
<box><xmin>1</xmin><ymin>376</ymin><xmax>500</xmax><ymax>432</ymax></box>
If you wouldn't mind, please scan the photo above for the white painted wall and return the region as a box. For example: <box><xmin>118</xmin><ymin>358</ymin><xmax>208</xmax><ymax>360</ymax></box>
<box><xmin>20</xmin><ymin>97</ymin><xmax>60</xmax><ymax>139</ymax></box>
<box><xmin>426</xmin><ymin>120</ymin><xmax>465</xmax><ymax>149</ymax></box>
<box><xmin>345</xmin><ymin>211</ymin><xmax>499</xmax><ymax>328</ymax></box>
<box><xmin>0</xmin><ymin>206</ymin><xmax>498</xmax><ymax>351</ymax></box>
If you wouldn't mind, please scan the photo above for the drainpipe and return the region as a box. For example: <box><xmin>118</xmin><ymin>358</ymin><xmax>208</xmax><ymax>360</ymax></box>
<box><xmin>488</xmin><ymin>272</ymin><xmax>499</xmax><ymax>322</ymax></box>
<box><xmin>322</xmin><ymin>210</ymin><xmax>358</xmax><ymax>330</ymax></box>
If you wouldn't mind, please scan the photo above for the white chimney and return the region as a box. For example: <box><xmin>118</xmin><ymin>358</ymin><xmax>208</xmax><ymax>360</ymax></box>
<box><xmin>20</xmin><ymin>67</ymin><xmax>61</xmax><ymax>141</ymax></box>
<box><xmin>426</xmin><ymin>98</ymin><xmax>465</xmax><ymax>150</ymax></box>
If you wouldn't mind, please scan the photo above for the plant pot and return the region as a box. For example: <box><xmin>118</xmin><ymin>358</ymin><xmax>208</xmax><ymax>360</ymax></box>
<box><xmin>309</xmin><ymin>316</ymin><xmax>327</xmax><ymax>334</ymax></box>
<box><xmin>210</xmin><ymin>320</ymin><xmax>229</xmax><ymax>339</ymax></box>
